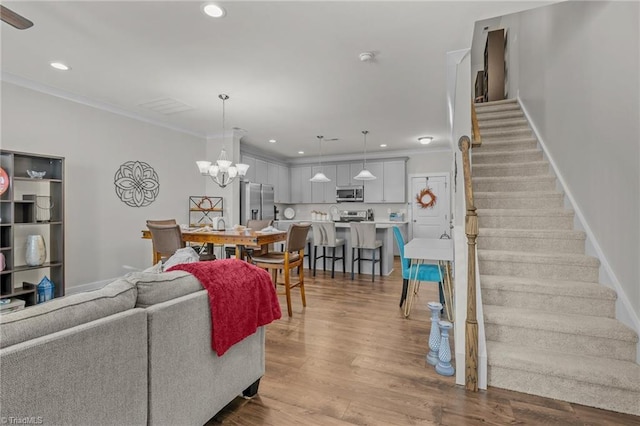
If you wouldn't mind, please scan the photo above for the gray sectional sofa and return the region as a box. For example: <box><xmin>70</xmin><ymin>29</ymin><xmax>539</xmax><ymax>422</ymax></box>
<box><xmin>0</xmin><ymin>270</ymin><xmax>266</xmax><ymax>426</ymax></box>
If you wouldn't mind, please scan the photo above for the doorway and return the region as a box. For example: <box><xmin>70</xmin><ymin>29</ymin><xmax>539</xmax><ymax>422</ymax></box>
<box><xmin>410</xmin><ymin>174</ymin><xmax>451</xmax><ymax>239</ymax></box>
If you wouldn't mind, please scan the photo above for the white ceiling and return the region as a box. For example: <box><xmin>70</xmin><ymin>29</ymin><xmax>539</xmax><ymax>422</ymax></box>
<box><xmin>1</xmin><ymin>1</ymin><xmax>548</xmax><ymax>160</ymax></box>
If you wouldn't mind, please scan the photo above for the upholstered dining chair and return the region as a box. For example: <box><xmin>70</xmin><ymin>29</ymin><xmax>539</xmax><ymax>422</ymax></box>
<box><xmin>311</xmin><ymin>221</ymin><xmax>345</xmax><ymax>278</ymax></box>
<box><xmin>392</xmin><ymin>226</ymin><xmax>444</xmax><ymax>308</ymax></box>
<box><xmin>349</xmin><ymin>222</ymin><xmax>383</xmax><ymax>282</ymax></box>
<box><xmin>146</xmin><ymin>223</ymin><xmax>215</xmax><ymax>264</ymax></box>
<box><xmin>251</xmin><ymin>223</ymin><xmax>311</xmax><ymax>317</ymax></box>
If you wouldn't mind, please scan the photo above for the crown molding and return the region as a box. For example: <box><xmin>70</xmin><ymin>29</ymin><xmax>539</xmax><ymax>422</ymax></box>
<box><xmin>285</xmin><ymin>146</ymin><xmax>451</xmax><ymax>166</ymax></box>
<box><xmin>1</xmin><ymin>71</ymin><xmax>205</xmax><ymax>139</ymax></box>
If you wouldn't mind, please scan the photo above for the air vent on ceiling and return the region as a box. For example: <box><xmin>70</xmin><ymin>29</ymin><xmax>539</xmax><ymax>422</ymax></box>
<box><xmin>138</xmin><ymin>98</ymin><xmax>194</xmax><ymax>115</ymax></box>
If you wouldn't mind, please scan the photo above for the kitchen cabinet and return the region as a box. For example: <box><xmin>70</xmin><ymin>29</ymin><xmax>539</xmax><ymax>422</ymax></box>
<box><xmin>267</xmin><ymin>162</ymin><xmax>278</xmax><ymax>187</ymax></box>
<box><xmin>241</xmin><ymin>155</ymin><xmax>256</xmax><ymax>183</ymax></box>
<box><xmin>336</xmin><ymin>162</ymin><xmax>363</xmax><ymax>187</ymax></box>
<box><xmin>0</xmin><ymin>150</ymin><xmax>65</xmax><ymax>307</ymax></box>
<box><xmin>363</xmin><ymin>160</ymin><xmax>406</xmax><ymax>203</ymax></box>
<box><xmin>290</xmin><ymin>166</ymin><xmax>312</xmax><ymax>203</ymax></box>
<box><xmin>254</xmin><ymin>159</ymin><xmax>268</xmax><ymax>184</ymax></box>
<box><xmin>311</xmin><ymin>165</ymin><xmax>336</xmax><ymax>203</ymax></box>
<box><xmin>276</xmin><ymin>164</ymin><xmax>290</xmax><ymax>204</ymax></box>
<box><xmin>383</xmin><ymin>160</ymin><xmax>406</xmax><ymax>203</ymax></box>
<box><xmin>363</xmin><ymin>162</ymin><xmax>384</xmax><ymax>202</ymax></box>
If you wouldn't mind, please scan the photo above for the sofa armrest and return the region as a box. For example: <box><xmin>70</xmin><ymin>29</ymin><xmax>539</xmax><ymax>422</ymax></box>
<box><xmin>146</xmin><ymin>290</ymin><xmax>265</xmax><ymax>425</ymax></box>
<box><xmin>0</xmin><ymin>308</ymin><xmax>148</xmax><ymax>426</ymax></box>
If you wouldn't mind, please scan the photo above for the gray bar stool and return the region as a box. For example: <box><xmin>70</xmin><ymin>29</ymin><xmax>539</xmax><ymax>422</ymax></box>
<box><xmin>349</xmin><ymin>222</ymin><xmax>382</xmax><ymax>282</ymax></box>
<box><xmin>311</xmin><ymin>221</ymin><xmax>345</xmax><ymax>278</ymax></box>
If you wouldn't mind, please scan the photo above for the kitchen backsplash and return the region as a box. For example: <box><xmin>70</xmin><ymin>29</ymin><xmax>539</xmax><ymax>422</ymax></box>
<box><xmin>275</xmin><ymin>203</ymin><xmax>408</xmax><ymax>222</ymax></box>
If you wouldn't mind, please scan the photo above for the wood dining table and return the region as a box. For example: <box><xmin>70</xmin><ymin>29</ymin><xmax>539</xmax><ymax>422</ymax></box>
<box><xmin>141</xmin><ymin>228</ymin><xmax>288</xmax><ymax>264</ymax></box>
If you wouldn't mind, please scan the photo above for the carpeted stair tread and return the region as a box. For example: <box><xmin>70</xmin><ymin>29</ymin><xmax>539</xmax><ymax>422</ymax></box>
<box><xmin>472</xmin><ymin>161</ymin><xmax>549</xmax><ymax>177</ymax></box>
<box><xmin>475</xmin><ymin>110</ymin><xmax>524</xmax><ymax>121</ymax></box>
<box><xmin>478</xmin><ymin>249</ymin><xmax>600</xmax><ymax>268</ymax></box>
<box><xmin>481</xmin><ymin>128</ymin><xmax>533</xmax><ymax>139</ymax></box>
<box><xmin>479</xmin><ymin>118</ymin><xmax>529</xmax><ymax>129</ymax></box>
<box><xmin>473</xmin><ymin>149</ymin><xmax>543</xmax><ymax>164</ymax></box>
<box><xmin>477</xmin><ymin>208</ymin><xmax>574</xmax><ymax>218</ymax></box>
<box><xmin>480</xmin><ymin>274</ymin><xmax>616</xmax><ymax>300</ymax></box>
<box><xmin>487</xmin><ymin>341</ymin><xmax>640</xmax><ymax>392</ymax></box>
<box><xmin>474</xmin><ymin>138</ymin><xmax>538</xmax><ymax>152</ymax></box>
<box><xmin>483</xmin><ymin>305</ymin><xmax>638</xmax><ymax>343</ymax></box>
<box><xmin>479</xmin><ymin>228</ymin><xmax>585</xmax><ymax>240</ymax></box>
<box><xmin>473</xmin><ymin>175</ymin><xmax>556</xmax><ymax>192</ymax></box>
<box><xmin>475</xmin><ymin>190</ymin><xmax>562</xmax><ymax>197</ymax></box>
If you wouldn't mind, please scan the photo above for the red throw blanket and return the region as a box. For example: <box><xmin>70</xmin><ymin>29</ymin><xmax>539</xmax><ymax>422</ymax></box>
<box><xmin>168</xmin><ymin>259</ymin><xmax>281</xmax><ymax>356</ymax></box>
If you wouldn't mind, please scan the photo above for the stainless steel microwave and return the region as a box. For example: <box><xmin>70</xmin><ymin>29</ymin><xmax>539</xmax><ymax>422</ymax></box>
<box><xmin>336</xmin><ymin>186</ymin><xmax>364</xmax><ymax>202</ymax></box>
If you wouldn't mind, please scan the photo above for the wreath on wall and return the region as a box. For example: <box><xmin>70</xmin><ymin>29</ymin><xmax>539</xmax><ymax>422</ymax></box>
<box><xmin>416</xmin><ymin>187</ymin><xmax>437</xmax><ymax>209</ymax></box>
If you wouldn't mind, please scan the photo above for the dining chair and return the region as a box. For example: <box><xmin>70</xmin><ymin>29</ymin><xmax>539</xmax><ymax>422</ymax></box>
<box><xmin>349</xmin><ymin>222</ymin><xmax>383</xmax><ymax>282</ymax></box>
<box><xmin>251</xmin><ymin>223</ymin><xmax>311</xmax><ymax>317</ymax></box>
<box><xmin>147</xmin><ymin>223</ymin><xmax>215</xmax><ymax>264</ymax></box>
<box><xmin>311</xmin><ymin>221</ymin><xmax>345</xmax><ymax>278</ymax></box>
<box><xmin>392</xmin><ymin>226</ymin><xmax>444</xmax><ymax>308</ymax></box>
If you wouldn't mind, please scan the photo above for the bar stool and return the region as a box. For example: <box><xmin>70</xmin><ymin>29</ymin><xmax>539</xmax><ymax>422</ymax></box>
<box><xmin>349</xmin><ymin>222</ymin><xmax>383</xmax><ymax>282</ymax></box>
<box><xmin>311</xmin><ymin>221</ymin><xmax>345</xmax><ymax>278</ymax></box>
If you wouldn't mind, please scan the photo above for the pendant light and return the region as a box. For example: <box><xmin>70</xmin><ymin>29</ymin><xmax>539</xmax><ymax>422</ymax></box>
<box><xmin>310</xmin><ymin>135</ymin><xmax>331</xmax><ymax>182</ymax></box>
<box><xmin>195</xmin><ymin>94</ymin><xmax>250</xmax><ymax>188</ymax></box>
<box><xmin>354</xmin><ymin>130</ymin><xmax>376</xmax><ymax>180</ymax></box>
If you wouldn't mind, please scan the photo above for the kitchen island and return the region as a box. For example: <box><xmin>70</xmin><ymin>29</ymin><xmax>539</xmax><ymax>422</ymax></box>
<box><xmin>275</xmin><ymin>220</ymin><xmax>408</xmax><ymax>276</ymax></box>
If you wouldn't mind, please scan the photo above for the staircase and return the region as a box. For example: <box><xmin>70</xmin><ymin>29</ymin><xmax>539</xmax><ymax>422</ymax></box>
<box><xmin>473</xmin><ymin>99</ymin><xmax>640</xmax><ymax>416</ymax></box>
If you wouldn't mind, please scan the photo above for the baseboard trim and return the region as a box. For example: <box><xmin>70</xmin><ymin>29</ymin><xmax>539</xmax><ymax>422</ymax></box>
<box><xmin>518</xmin><ymin>96</ymin><xmax>640</xmax><ymax>363</ymax></box>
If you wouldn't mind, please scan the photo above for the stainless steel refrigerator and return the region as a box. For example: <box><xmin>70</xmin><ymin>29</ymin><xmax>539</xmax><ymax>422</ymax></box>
<box><xmin>240</xmin><ymin>182</ymin><xmax>275</xmax><ymax>225</ymax></box>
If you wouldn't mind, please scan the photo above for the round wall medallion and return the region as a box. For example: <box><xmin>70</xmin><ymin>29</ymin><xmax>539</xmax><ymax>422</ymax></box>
<box><xmin>114</xmin><ymin>160</ymin><xmax>159</xmax><ymax>207</ymax></box>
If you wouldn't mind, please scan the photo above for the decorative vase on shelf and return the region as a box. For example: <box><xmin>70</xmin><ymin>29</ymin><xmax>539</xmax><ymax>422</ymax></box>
<box><xmin>25</xmin><ymin>235</ymin><xmax>46</xmax><ymax>266</ymax></box>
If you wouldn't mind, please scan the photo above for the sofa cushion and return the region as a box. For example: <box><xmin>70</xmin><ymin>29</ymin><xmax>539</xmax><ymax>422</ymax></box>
<box><xmin>0</xmin><ymin>278</ymin><xmax>136</xmax><ymax>349</ymax></box>
<box><xmin>126</xmin><ymin>270</ymin><xmax>203</xmax><ymax>308</ymax></box>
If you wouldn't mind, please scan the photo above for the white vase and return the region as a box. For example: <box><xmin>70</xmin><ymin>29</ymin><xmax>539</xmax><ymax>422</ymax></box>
<box><xmin>25</xmin><ymin>235</ymin><xmax>46</xmax><ymax>266</ymax></box>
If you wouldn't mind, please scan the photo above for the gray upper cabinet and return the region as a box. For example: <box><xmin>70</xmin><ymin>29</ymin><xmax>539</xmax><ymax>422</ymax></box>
<box><xmin>311</xmin><ymin>165</ymin><xmax>336</xmax><ymax>203</ymax></box>
<box><xmin>290</xmin><ymin>166</ymin><xmax>312</xmax><ymax>203</ymax></box>
<box><xmin>241</xmin><ymin>155</ymin><xmax>256</xmax><ymax>183</ymax></box>
<box><xmin>276</xmin><ymin>164</ymin><xmax>290</xmax><ymax>204</ymax></box>
<box><xmin>383</xmin><ymin>160</ymin><xmax>406</xmax><ymax>203</ymax></box>
<box><xmin>336</xmin><ymin>162</ymin><xmax>364</xmax><ymax>187</ymax></box>
<box><xmin>254</xmin><ymin>159</ymin><xmax>268</xmax><ymax>184</ymax></box>
<box><xmin>363</xmin><ymin>162</ymin><xmax>384</xmax><ymax>202</ymax></box>
<box><xmin>363</xmin><ymin>160</ymin><xmax>406</xmax><ymax>203</ymax></box>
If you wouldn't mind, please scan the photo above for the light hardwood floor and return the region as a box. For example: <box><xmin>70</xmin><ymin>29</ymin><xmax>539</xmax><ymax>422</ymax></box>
<box><xmin>208</xmin><ymin>258</ymin><xmax>640</xmax><ymax>426</ymax></box>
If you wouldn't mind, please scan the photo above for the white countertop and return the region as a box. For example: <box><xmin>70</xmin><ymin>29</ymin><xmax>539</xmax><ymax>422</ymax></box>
<box><xmin>275</xmin><ymin>220</ymin><xmax>407</xmax><ymax>229</ymax></box>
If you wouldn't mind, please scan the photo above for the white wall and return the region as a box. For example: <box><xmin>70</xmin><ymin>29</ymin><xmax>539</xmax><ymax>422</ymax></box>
<box><xmin>504</xmin><ymin>2</ymin><xmax>640</xmax><ymax>315</ymax></box>
<box><xmin>1</xmin><ymin>82</ymin><xmax>207</xmax><ymax>288</ymax></box>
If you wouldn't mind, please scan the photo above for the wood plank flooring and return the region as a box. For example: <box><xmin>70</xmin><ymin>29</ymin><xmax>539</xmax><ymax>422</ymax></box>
<box><xmin>207</xmin><ymin>258</ymin><xmax>640</xmax><ymax>426</ymax></box>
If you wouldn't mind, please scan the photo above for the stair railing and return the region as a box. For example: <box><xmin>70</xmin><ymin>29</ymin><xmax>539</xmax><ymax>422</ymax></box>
<box><xmin>458</xmin><ymin>133</ymin><xmax>479</xmax><ymax>392</ymax></box>
<box><xmin>471</xmin><ymin>101</ymin><xmax>482</xmax><ymax>147</ymax></box>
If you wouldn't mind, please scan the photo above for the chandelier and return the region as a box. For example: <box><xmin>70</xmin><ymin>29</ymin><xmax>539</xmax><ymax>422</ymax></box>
<box><xmin>196</xmin><ymin>94</ymin><xmax>249</xmax><ymax>188</ymax></box>
<box><xmin>353</xmin><ymin>130</ymin><xmax>376</xmax><ymax>180</ymax></box>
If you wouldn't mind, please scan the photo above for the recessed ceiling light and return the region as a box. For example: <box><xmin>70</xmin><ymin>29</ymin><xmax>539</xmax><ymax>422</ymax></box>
<box><xmin>380</xmin><ymin>144</ymin><xmax>387</xmax><ymax>148</ymax></box>
<box><xmin>269</xmin><ymin>139</ymin><xmax>276</xmax><ymax>143</ymax></box>
<box><xmin>50</xmin><ymin>62</ymin><xmax>70</xmax><ymax>71</ymax></box>
<box><xmin>203</xmin><ymin>3</ymin><xmax>226</xmax><ymax>18</ymax></box>
<box><xmin>418</xmin><ymin>136</ymin><xmax>433</xmax><ymax>145</ymax></box>
<box><xmin>298</xmin><ymin>151</ymin><xmax>304</xmax><ymax>155</ymax></box>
